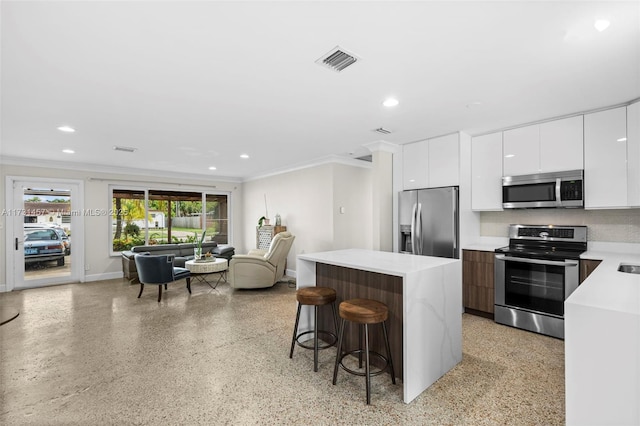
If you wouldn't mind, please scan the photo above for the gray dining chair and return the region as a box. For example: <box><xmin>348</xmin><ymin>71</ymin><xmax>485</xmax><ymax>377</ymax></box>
<box><xmin>134</xmin><ymin>253</ymin><xmax>191</xmax><ymax>302</ymax></box>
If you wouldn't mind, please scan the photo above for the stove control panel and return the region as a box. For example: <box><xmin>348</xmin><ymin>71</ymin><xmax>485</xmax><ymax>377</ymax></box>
<box><xmin>508</xmin><ymin>225</ymin><xmax>587</xmax><ymax>243</ymax></box>
<box><xmin>517</xmin><ymin>227</ymin><xmax>573</xmax><ymax>239</ymax></box>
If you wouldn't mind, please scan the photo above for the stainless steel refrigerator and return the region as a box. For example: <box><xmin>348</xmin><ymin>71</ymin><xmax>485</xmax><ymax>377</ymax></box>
<box><xmin>398</xmin><ymin>186</ymin><xmax>459</xmax><ymax>259</ymax></box>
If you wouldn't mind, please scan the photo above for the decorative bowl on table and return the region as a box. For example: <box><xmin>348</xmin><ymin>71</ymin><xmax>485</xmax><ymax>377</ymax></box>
<box><xmin>195</xmin><ymin>256</ymin><xmax>215</xmax><ymax>263</ymax></box>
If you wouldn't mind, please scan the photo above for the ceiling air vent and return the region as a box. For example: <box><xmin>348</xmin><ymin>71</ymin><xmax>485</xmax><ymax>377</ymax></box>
<box><xmin>113</xmin><ymin>145</ymin><xmax>137</xmax><ymax>153</ymax></box>
<box><xmin>316</xmin><ymin>46</ymin><xmax>360</xmax><ymax>72</ymax></box>
<box><xmin>374</xmin><ymin>127</ymin><xmax>392</xmax><ymax>135</ymax></box>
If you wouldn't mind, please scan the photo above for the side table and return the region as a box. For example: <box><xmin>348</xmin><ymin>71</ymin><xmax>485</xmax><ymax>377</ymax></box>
<box><xmin>185</xmin><ymin>258</ymin><xmax>228</xmax><ymax>289</ymax></box>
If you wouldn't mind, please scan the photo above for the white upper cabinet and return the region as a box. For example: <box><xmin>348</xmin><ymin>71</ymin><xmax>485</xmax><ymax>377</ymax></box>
<box><xmin>403</xmin><ymin>140</ymin><xmax>428</xmax><ymax>190</ymax></box>
<box><xmin>503</xmin><ymin>125</ymin><xmax>539</xmax><ymax>176</ymax></box>
<box><xmin>471</xmin><ymin>132</ymin><xmax>503</xmax><ymax>210</ymax></box>
<box><xmin>503</xmin><ymin>116</ymin><xmax>583</xmax><ymax>176</ymax></box>
<box><xmin>584</xmin><ymin>106</ymin><xmax>628</xmax><ymax>208</ymax></box>
<box><xmin>627</xmin><ymin>101</ymin><xmax>640</xmax><ymax>206</ymax></box>
<box><xmin>539</xmin><ymin>115</ymin><xmax>584</xmax><ymax>172</ymax></box>
<box><xmin>402</xmin><ymin>134</ymin><xmax>459</xmax><ymax>190</ymax></box>
<box><xmin>428</xmin><ymin>133</ymin><xmax>459</xmax><ymax>188</ymax></box>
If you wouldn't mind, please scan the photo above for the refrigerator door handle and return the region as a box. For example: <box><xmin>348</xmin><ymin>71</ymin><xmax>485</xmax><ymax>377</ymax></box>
<box><xmin>452</xmin><ymin>188</ymin><xmax>458</xmax><ymax>251</ymax></box>
<box><xmin>416</xmin><ymin>202</ymin><xmax>423</xmax><ymax>255</ymax></box>
<box><xmin>410</xmin><ymin>203</ymin><xmax>418</xmax><ymax>255</ymax></box>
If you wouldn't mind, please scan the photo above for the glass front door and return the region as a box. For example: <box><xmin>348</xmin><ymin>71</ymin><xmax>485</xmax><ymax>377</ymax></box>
<box><xmin>7</xmin><ymin>178</ymin><xmax>83</xmax><ymax>289</ymax></box>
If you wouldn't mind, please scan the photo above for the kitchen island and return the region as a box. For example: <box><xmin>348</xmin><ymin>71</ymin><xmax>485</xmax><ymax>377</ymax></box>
<box><xmin>297</xmin><ymin>248</ymin><xmax>462</xmax><ymax>404</ymax></box>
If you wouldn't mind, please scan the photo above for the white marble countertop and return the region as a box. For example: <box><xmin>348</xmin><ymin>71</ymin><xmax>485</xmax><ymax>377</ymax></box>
<box><xmin>297</xmin><ymin>248</ymin><xmax>458</xmax><ymax>277</ymax></box>
<box><xmin>568</xmin><ymin>247</ymin><xmax>640</xmax><ymax>315</ymax></box>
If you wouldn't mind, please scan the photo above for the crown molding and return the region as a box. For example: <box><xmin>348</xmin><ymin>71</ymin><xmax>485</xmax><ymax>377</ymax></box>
<box><xmin>363</xmin><ymin>140</ymin><xmax>400</xmax><ymax>154</ymax></box>
<box><xmin>242</xmin><ymin>154</ymin><xmax>371</xmax><ymax>182</ymax></box>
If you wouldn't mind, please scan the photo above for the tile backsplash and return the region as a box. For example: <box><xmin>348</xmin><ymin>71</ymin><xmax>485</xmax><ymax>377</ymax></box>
<box><xmin>481</xmin><ymin>209</ymin><xmax>640</xmax><ymax>243</ymax></box>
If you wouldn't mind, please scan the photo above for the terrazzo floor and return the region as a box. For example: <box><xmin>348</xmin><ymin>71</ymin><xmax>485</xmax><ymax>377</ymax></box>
<box><xmin>0</xmin><ymin>278</ymin><xmax>565</xmax><ymax>425</ymax></box>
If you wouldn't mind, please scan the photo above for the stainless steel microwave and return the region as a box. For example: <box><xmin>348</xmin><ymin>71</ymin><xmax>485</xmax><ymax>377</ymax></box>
<box><xmin>502</xmin><ymin>170</ymin><xmax>584</xmax><ymax>209</ymax></box>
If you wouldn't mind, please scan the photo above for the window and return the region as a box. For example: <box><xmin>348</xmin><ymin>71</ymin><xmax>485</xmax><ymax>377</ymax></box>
<box><xmin>111</xmin><ymin>187</ymin><xmax>230</xmax><ymax>253</ymax></box>
<box><xmin>206</xmin><ymin>194</ymin><xmax>229</xmax><ymax>244</ymax></box>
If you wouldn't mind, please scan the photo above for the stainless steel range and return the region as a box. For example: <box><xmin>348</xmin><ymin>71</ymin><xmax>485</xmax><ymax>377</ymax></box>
<box><xmin>494</xmin><ymin>224</ymin><xmax>587</xmax><ymax>339</ymax></box>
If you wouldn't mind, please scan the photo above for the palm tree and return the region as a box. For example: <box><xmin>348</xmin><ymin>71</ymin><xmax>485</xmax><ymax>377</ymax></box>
<box><xmin>113</xmin><ymin>198</ymin><xmax>147</xmax><ymax>239</ymax></box>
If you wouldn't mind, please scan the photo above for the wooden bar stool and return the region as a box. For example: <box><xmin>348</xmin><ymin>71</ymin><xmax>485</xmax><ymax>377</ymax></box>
<box><xmin>332</xmin><ymin>298</ymin><xmax>396</xmax><ymax>405</ymax></box>
<box><xmin>289</xmin><ymin>286</ymin><xmax>339</xmax><ymax>372</ymax></box>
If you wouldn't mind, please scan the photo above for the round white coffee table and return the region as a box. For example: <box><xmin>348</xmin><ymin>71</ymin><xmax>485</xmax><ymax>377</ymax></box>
<box><xmin>185</xmin><ymin>258</ymin><xmax>228</xmax><ymax>289</ymax></box>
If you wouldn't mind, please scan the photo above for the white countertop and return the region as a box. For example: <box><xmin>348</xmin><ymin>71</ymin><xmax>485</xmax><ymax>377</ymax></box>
<box><xmin>297</xmin><ymin>248</ymin><xmax>459</xmax><ymax>277</ymax></box>
<box><xmin>462</xmin><ymin>237</ymin><xmax>508</xmax><ymax>252</ymax></box>
<box><xmin>567</xmin><ymin>248</ymin><xmax>640</xmax><ymax>315</ymax></box>
<box><xmin>565</xmin><ymin>242</ymin><xmax>640</xmax><ymax>425</ymax></box>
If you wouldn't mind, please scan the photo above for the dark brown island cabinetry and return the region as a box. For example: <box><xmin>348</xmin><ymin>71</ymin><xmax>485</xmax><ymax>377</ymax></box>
<box><xmin>462</xmin><ymin>249</ymin><xmax>495</xmax><ymax>318</ymax></box>
<box><xmin>579</xmin><ymin>259</ymin><xmax>602</xmax><ymax>283</ymax></box>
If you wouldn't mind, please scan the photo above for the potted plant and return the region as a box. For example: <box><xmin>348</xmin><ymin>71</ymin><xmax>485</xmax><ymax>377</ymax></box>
<box><xmin>194</xmin><ymin>230</ymin><xmax>206</xmax><ymax>260</ymax></box>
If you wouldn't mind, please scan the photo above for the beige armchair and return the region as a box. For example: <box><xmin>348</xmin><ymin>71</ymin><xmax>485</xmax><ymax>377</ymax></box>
<box><xmin>228</xmin><ymin>231</ymin><xmax>295</xmax><ymax>289</ymax></box>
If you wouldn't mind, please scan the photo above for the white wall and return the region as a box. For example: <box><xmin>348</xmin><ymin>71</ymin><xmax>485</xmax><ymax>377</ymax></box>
<box><xmin>242</xmin><ymin>163</ymin><xmax>333</xmax><ymax>262</ymax></box>
<box><xmin>242</xmin><ymin>161</ymin><xmax>373</xmax><ymax>276</ymax></box>
<box><xmin>332</xmin><ymin>163</ymin><xmax>373</xmax><ymax>250</ymax></box>
<box><xmin>369</xmin><ymin>148</ymin><xmax>394</xmax><ymax>251</ymax></box>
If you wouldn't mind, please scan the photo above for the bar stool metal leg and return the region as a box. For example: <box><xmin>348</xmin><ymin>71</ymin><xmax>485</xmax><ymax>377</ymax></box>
<box><xmin>289</xmin><ymin>303</ymin><xmax>302</xmax><ymax>359</ymax></box>
<box><xmin>382</xmin><ymin>320</ymin><xmax>396</xmax><ymax>384</ymax></box>
<box><xmin>358</xmin><ymin>324</ymin><xmax>364</xmax><ymax>368</ymax></box>
<box><xmin>364</xmin><ymin>324</ymin><xmax>371</xmax><ymax>404</ymax></box>
<box><xmin>332</xmin><ymin>318</ymin><xmax>346</xmax><ymax>385</ymax></box>
<box><xmin>313</xmin><ymin>305</ymin><xmax>319</xmax><ymax>372</ymax></box>
<box><xmin>331</xmin><ymin>303</ymin><xmax>339</xmax><ymax>340</ymax></box>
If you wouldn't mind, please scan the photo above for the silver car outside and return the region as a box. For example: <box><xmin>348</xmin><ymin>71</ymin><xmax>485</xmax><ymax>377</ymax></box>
<box><xmin>24</xmin><ymin>228</ymin><xmax>65</xmax><ymax>266</ymax></box>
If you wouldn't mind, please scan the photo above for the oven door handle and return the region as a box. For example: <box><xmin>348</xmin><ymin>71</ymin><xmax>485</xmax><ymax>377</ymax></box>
<box><xmin>495</xmin><ymin>254</ymin><xmax>578</xmax><ymax>267</ymax></box>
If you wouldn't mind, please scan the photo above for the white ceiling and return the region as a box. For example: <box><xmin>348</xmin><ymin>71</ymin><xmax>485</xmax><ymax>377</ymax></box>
<box><xmin>2</xmin><ymin>1</ymin><xmax>639</xmax><ymax>181</ymax></box>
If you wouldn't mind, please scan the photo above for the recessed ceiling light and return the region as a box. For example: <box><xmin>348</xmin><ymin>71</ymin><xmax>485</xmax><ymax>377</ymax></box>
<box><xmin>57</xmin><ymin>125</ymin><xmax>75</xmax><ymax>133</ymax></box>
<box><xmin>240</xmin><ymin>154</ymin><xmax>249</xmax><ymax>159</ymax></box>
<box><xmin>617</xmin><ymin>137</ymin><xmax>627</xmax><ymax>142</ymax></box>
<box><xmin>62</xmin><ymin>149</ymin><xmax>75</xmax><ymax>154</ymax></box>
<box><xmin>594</xmin><ymin>19</ymin><xmax>610</xmax><ymax>32</ymax></box>
<box><xmin>383</xmin><ymin>98</ymin><xmax>399</xmax><ymax>107</ymax></box>
<box><xmin>208</xmin><ymin>166</ymin><xmax>217</xmax><ymax>170</ymax></box>
<box><xmin>505</xmin><ymin>154</ymin><xmax>515</xmax><ymax>158</ymax></box>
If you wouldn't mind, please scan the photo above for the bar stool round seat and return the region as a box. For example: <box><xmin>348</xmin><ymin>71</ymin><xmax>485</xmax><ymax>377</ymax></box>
<box><xmin>296</xmin><ymin>287</ymin><xmax>336</xmax><ymax>306</ymax></box>
<box><xmin>332</xmin><ymin>298</ymin><xmax>396</xmax><ymax>405</ymax></box>
<box><xmin>339</xmin><ymin>298</ymin><xmax>389</xmax><ymax>324</ymax></box>
<box><xmin>289</xmin><ymin>286</ymin><xmax>339</xmax><ymax>372</ymax></box>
